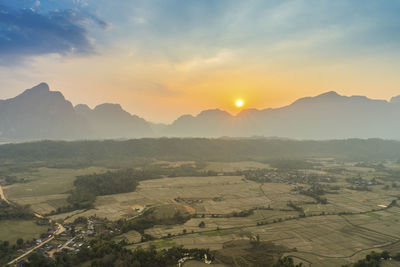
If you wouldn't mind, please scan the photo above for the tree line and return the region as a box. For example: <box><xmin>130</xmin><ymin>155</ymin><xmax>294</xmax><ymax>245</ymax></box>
<box><xmin>2</xmin><ymin>139</ymin><xmax>400</xmax><ymax>169</ymax></box>
<box><xmin>0</xmin><ymin>199</ymin><xmax>33</xmax><ymax>220</ymax></box>
<box><xmin>20</xmin><ymin>238</ymin><xmax>212</xmax><ymax>267</ymax></box>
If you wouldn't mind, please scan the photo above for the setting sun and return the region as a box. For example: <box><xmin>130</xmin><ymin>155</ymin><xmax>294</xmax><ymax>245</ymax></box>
<box><xmin>235</xmin><ymin>99</ymin><xmax>244</xmax><ymax>108</ymax></box>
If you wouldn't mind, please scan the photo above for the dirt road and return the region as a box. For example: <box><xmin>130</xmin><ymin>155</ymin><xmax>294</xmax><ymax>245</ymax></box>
<box><xmin>0</xmin><ymin>184</ymin><xmax>11</xmax><ymax>205</ymax></box>
<box><xmin>6</xmin><ymin>212</ymin><xmax>66</xmax><ymax>265</ymax></box>
<box><xmin>7</xmin><ymin>236</ymin><xmax>55</xmax><ymax>265</ymax></box>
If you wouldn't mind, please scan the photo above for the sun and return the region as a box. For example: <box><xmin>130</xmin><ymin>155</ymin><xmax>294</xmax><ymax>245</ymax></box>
<box><xmin>235</xmin><ymin>99</ymin><xmax>244</xmax><ymax>108</ymax></box>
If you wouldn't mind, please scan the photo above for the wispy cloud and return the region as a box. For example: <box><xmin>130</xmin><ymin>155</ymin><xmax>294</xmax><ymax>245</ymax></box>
<box><xmin>176</xmin><ymin>49</ymin><xmax>233</xmax><ymax>71</ymax></box>
<box><xmin>0</xmin><ymin>0</ymin><xmax>108</xmax><ymax>65</ymax></box>
<box><xmin>140</xmin><ymin>82</ymin><xmax>180</xmax><ymax>97</ymax></box>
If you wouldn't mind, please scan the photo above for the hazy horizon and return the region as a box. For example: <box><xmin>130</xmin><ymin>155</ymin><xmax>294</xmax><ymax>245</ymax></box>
<box><xmin>1</xmin><ymin>1</ymin><xmax>400</xmax><ymax>123</ymax></box>
<box><xmin>1</xmin><ymin>82</ymin><xmax>400</xmax><ymax>141</ymax></box>
<box><xmin>4</xmin><ymin>82</ymin><xmax>400</xmax><ymax>125</ymax></box>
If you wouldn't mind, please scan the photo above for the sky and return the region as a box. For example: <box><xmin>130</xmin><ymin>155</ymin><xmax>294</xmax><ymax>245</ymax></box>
<box><xmin>0</xmin><ymin>0</ymin><xmax>400</xmax><ymax>123</ymax></box>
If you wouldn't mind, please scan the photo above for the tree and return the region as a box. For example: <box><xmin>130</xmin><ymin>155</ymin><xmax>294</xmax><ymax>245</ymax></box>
<box><xmin>273</xmin><ymin>256</ymin><xmax>303</xmax><ymax>267</ymax></box>
<box><xmin>70</xmin><ymin>225</ymin><xmax>76</xmax><ymax>237</ymax></box>
<box><xmin>381</xmin><ymin>250</ymin><xmax>390</xmax><ymax>260</ymax></box>
<box><xmin>26</xmin><ymin>252</ymin><xmax>54</xmax><ymax>267</ymax></box>
<box><xmin>16</xmin><ymin>238</ymin><xmax>24</xmax><ymax>248</ymax></box>
<box><xmin>198</xmin><ymin>221</ymin><xmax>205</xmax><ymax>228</ymax></box>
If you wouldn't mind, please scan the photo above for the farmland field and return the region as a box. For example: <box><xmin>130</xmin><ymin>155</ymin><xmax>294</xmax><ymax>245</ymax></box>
<box><xmin>2</xmin><ymin>156</ymin><xmax>400</xmax><ymax>266</ymax></box>
<box><xmin>0</xmin><ymin>220</ymin><xmax>48</xmax><ymax>244</ymax></box>
<box><xmin>4</xmin><ymin>167</ymin><xmax>107</xmax><ymax>214</ymax></box>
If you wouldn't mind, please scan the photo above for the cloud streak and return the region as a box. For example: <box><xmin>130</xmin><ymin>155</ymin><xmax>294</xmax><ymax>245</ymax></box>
<box><xmin>0</xmin><ymin>1</ymin><xmax>107</xmax><ymax>64</ymax></box>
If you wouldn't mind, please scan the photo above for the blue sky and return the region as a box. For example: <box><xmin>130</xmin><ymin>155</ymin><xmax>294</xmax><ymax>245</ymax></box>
<box><xmin>0</xmin><ymin>0</ymin><xmax>400</xmax><ymax>122</ymax></box>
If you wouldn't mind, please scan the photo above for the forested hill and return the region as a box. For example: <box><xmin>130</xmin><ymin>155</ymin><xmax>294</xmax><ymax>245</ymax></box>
<box><xmin>0</xmin><ymin>138</ymin><xmax>400</xmax><ymax>166</ymax></box>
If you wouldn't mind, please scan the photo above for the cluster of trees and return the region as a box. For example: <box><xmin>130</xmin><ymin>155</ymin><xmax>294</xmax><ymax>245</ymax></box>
<box><xmin>287</xmin><ymin>201</ymin><xmax>305</xmax><ymax>214</ymax></box>
<box><xmin>0</xmin><ymin>199</ymin><xmax>32</xmax><ymax>220</ymax></box>
<box><xmin>158</xmin><ymin>164</ymin><xmax>218</xmax><ymax>177</ymax></box>
<box><xmin>115</xmin><ymin>209</ymin><xmax>190</xmax><ymax>236</ymax></box>
<box><xmin>231</xmin><ymin>209</ymin><xmax>255</xmax><ymax>217</ymax></box>
<box><xmin>299</xmin><ymin>190</ymin><xmax>327</xmax><ymax>204</ymax></box>
<box><xmin>74</xmin><ymin>169</ymin><xmax>162</xmax><ymax>196</ymax></box>
<box><xmin>0</xmin><ymin>240</ymin><xmax>17</xmax><ymax>265</ymax></box>
<box><xmin>2</xmin><ymin>139</ymin><xmax>400</xmax><ymax>169</ymax></box>
<box><xmin>238</xmin><ymin>169</ymin><xmax>272</xmax><ymax>183</ymax></box>
<box><xmin>50</xmin><ymin>169</ymin><xmax>163</xmax><ymax>214</ymax></box>
<box><xmin>273</xmin><ymin>256</ymin><xmax>303</xmax><ymax>267</ymax></box>
<box><xmin>0</xmin><ymin>175</ymin><xmax>28</xmax><ymax>185</ymax></box>
<box><xmin>239</xmin><ymin>168</ymin><xmax>336</xmax><ymax>186</ymax></box>
<box><xmin>20</xmin><ymin>239</ymin><xmax>311</xmax><ymax>267</ymax></box>
<box><xmin>344</xmin><ymin>250</ymin><xmax>400</xmax><ymax>267</ymax></box>
<box><xmin>19</xmin><ymin>240</ymin><xmax>400</xmax><ymax>267</ymax></box>
<box><xmin>269</xmin><ymin>159</ymin><xmax>316</xmax><ymax>170</ymax></box>
<box><xmin>0</xmin><ymin>238</ymin><xmax>26</xmax><ymax>265</ymax></box>
<box><xmin>22</xmin><ymin>239</ymin><xmax>213</xmax><ymax>267</ymax></box>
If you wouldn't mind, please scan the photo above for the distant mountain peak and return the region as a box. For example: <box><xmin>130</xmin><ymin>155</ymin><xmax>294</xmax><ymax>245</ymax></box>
<box><xmin>292</xmin><ymin>91</ymin><xmax>343</xmax><ymax>105</ymax></box>
<box><xmin>26</xmin><ymin>82</ymin><xmax>50</xmax><ymax>93</ymax></box>
<box><xmin>319</xmin><ymin>91</ymin><xmax>340</xmax><ymax>97</ymax></box>
<box><xmin>13</xmin><ymin>82</ymin><xmax>68</xmax><ymax>104</ymax></box>
<box><xmin>198</xmin><ymin>109</ymin><xmax>232</xmax><ymax>118</ymax></box>
<box><xmin>75</xmin><ymin>104</ymin><xmax>92</xmax><ymax>113</ymax></box>
<box><xmin>94</xmin><ymin>103</ymin><xmax>123</xmax><ymax>111</ymax></box>
<box><xmin>237</xmin><ymin>108</ymin><xmax>260</xmax><ymax>116</ymax></box>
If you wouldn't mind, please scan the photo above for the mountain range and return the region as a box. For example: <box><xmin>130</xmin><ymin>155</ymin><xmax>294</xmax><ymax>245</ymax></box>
<box><xmin>0</xmin><ymin>83</ymin><xmax>399</xmax><ymax>140</ymax></box>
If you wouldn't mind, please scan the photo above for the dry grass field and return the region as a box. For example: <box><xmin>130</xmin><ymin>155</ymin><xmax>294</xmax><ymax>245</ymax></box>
<box><xmin>137</xmin><ymin>208</ymin><xmax>400</xmax><ymax>266</ymax></box>
<box><xmin>4</xmin><ymin>167</ymin><xmax>107</xmax><ymax>215</ymax></box>
<box><xmin>4</xmin><ymin>160</ymin><xmax>400</xmax><ymax>266</ymax></box>
<box><xmin>111</xmin><ymin>162</ymin><xmax>400</xmax><ymax>266</ymax></box>
<box><xmin>50</xmin><ymin>175</ymin><xmax>314</xmax><ymax>222</ymax></box>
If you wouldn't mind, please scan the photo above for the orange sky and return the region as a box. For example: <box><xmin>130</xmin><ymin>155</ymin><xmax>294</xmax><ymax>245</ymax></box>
<box><xmin>1</xmin><ymin>1</ymin><xmax>400</xmax><ymax>123</ymax></box>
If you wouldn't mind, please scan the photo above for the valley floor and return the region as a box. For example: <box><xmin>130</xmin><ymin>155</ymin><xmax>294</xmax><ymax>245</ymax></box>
<box><xmin>3</xmin><ymin>160</ymin><xmax>400</xmax><ymax>266</ymax></box>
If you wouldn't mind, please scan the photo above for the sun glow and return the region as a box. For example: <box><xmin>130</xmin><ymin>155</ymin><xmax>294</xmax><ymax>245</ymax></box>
<box><xmin>235</xmin><ymin>99</ymin><xmax>244</xmax><ymax>108</ymax></box>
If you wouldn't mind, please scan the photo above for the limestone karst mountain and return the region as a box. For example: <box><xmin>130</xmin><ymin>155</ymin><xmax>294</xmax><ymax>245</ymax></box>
<box><xmin>1</xmin><ymin>83</ymin><xmax>400</xmax><ymax>140</ymax></box>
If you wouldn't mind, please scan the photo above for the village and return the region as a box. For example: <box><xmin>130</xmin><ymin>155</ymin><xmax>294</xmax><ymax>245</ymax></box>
<box><xmin>9</xmin><ymin>215</ymin><xmax>118</xmax><ymax>266</ymax></box>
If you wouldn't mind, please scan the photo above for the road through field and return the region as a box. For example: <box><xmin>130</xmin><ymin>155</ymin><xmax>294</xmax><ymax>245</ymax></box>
<box><xmin>0</xmin><ymin>184</ymin><xmax>11</xmax><ymax>205</ymax></box>
<box><xmin>8</xmin><ymin>236</ymin><xmax>55</xmax><ymax>265</ymax></box>
<box><xmin>7</xmin><ymin>221</ymin><xmax>66</xmax><ymax>265</ymax></box>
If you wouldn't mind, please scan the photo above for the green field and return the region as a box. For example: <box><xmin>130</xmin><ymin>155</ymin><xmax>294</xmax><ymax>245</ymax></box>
<box><xmin>0</xmin><ymin>220</ymin><xmax>48</xmax><ymax>244</ymax></box>
<box><xmin>365</xmin><ymin>212</ymin><xmax>382</xmax><ymax>217</ymax></box>
<box><xmin>151</xmin><ymin>239</ymin><xmax>176</xmax><ymax>248</ymax></box>
<box><xmin>199</xmin><ymin>229</ymin><xmax>228</xmax><ymax>236</ymax></box>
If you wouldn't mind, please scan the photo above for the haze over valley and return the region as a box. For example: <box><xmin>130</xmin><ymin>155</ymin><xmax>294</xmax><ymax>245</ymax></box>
<box><xmin>1</xmin><ymin>83</ymin><xmax>400</xmax><ymax>141</ymax></box>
